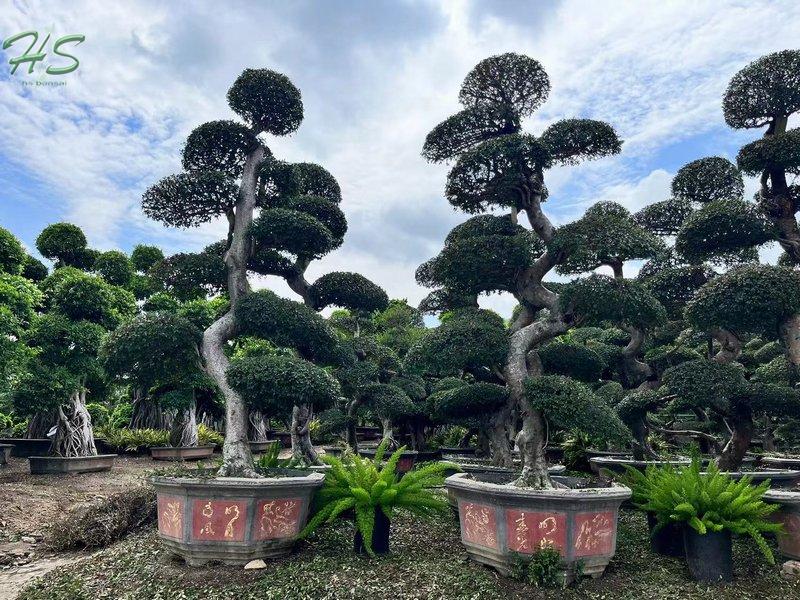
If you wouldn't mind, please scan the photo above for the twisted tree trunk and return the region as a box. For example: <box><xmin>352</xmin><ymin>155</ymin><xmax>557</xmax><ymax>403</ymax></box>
<box><xmin>130</xmin><ymin>387</ymin><xmax>170</xmax><ymax>430</ymax></box>
<box><xmin>291</xmin><ymin>403</ymin><xmax>319</xmax><ymax>464</ymax></box>
<box><xmin>26</xmin><ymin>410</ymin><xmax>55</xmax><ymax>439</ymax></box>
<box><xmin>710</xmin><ymin>328</ymin><xmax>742</xmax><ymax>364</ymax></box>
<box><xmin>169</xmin><ymin>397</ymin><xmax>199</xmax><ymax>447</ymax></box>
<box><xmin>620</xmin><ymin>325</ymin><xmax>652</xmax><ymax>388</ymax></box>
<box><xmin>202</xmin><ymin>144</ymin><xmax>264</xmax><ymax>477</ymax></box>
<box><xmin>248</xmin><ymin>409</ymin><xmax>269</xmax><ymax>443</ymax></box>
<box><xmin>716</xmin><ymin>413</ymin><xmax>753</xmax><ymax>471</ymax></box>
<box><xmin>51</xmin><ymin>389</ymin><xmax>97</xmax><ymax>457</ymax></box>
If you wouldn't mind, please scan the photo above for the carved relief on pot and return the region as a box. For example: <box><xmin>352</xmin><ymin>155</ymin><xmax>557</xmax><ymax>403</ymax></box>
<box><xmin>191</xmin><ymin>499</ymin><xmax>248</xmax><ymax>542</ymax></box>
<box><xmin>157</xmin><ymin>495</ymin><xmax>184</xmax><ymax>540</ymax></box>
<box><xmin>573</xmin><ymin>511</ymin><xmax>614</xmax><ymax>557</ymax></box>
<box><xmin>505</xmin><ymin>509</ymin><xmax>566</xmax><ymax>554</ymax></box>
<box><xmin>254</xmin><ymin>498</ymin><xmax>302</xmax><ymax>540</ymax></box>
<box><xmin>460</xmin><ymin>501</ymin><xmax>498</xmax><ymax>549</ymax></box>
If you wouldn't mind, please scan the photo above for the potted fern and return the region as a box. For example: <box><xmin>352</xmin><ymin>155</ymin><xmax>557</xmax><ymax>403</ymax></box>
<box><xmin>633</xmin><ymin>457</ymin><xmax>781</xmax><ymax>583</ymax></box>
<box><xmin>299</xmin><ymin>440</ymin><xmax>456</xmax><ymax>555</ymax></box>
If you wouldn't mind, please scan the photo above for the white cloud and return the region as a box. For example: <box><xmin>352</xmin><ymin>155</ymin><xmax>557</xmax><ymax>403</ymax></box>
<box><xmin>1</xmin><ymin>0</ymin><xmax>798</xmax><ymax>318</ymax></box>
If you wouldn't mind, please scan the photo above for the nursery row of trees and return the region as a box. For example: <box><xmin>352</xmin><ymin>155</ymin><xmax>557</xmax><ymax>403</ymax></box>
<box><xmin>2</xmin><ymin>49</ymin><xmax>799</xmax><ymax>489</ymax></box>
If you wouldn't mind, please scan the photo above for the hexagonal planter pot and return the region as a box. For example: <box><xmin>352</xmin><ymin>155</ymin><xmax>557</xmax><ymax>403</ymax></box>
<box><xmin>761</xmin><ymin>455</ymin><xmax>800</xmax><ymax>470</ymax></box>
<box><xmin>150</xmin><ymin>445</ymin><xmax>215</xmax><ymax>461</ymax></box>
<box><xmin>249</xmin><ymin>440</ymin><xmax>278</xmax><ymax>454</ymax></box>
<box><xmin>149</xmin><ymin>470</ymin><xmax>325</xmax><ymax>566</ymax></box>
<box><xmin>29</xmin><ymin>454</ymin><xmax>117</xmax><ymax>474</ymax></box>
<box><xmin>713</xmin><ymin>468</ymin><xmax>800</xmax><ymax>488</ymax></box>
<box><xmin>0</xmin><ymin>438</ymin><xmax>51</xmax><ymax>458</ymax></box>
<box><xmin>0</xmin><ymin>444</ymin><xmax>13</xmax><ymax>465</ymax></box>
<box><xmin>763</xmin><ymin>489</ymin><xmax>800</xmax><ymax>560</ymax></box>
<box><xmin>446</xmin><ymin>472</ymin><xmax>631</xmax><ymax>582</ymax></box>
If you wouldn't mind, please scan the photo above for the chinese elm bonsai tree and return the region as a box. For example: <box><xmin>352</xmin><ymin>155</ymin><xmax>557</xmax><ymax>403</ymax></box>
<box><xmin>417</xmin><ymin>53</ymin><xmax>634</xmax><ymax>487</ymax></box>
<box><xmin>142</xmin><ymin>68</ymin><xmax>386</xmax><ymax>475</ymax></box>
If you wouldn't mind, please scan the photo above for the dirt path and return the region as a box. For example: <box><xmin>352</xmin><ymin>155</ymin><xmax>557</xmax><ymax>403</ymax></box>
<box><xmin>0</xmin><ymin>553</ymin><xmax>91</xmax><ymax>600</ymax></box>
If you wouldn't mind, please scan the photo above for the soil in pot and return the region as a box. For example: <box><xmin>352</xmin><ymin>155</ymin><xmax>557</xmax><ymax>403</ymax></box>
<box><xmin>354</xmin><ymin>507</ymin><xmax>390</xmax><ymax>555</ymax></box>
<box><xmin>683</xmin><ymin>528</ymin><xmax>732</xmax><ymax>583</ymax></box>
<box><xmin>645</xmin><ymin>512</ymin><xmax>683</xmax><ymax>557</ymax></box>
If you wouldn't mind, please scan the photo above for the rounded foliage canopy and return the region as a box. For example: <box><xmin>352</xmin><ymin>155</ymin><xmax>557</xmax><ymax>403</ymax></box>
<box><xmin>433</xmin><ymin>382</ymin><xmax>508</xmax><ymax>423</ymax></box>
<box><xmin>250</xmin><ymin>208</ymin><xmax>336</xmax><ymax>259</ymax></box>
<box><xmin>226</xmin><ymin>68</ymin><xmax>303</xmax><ymax>135</ymax></box>
<box><xmin>539</xmin><ymin>341</ymin><xmax>605</xmax><ymax>382</ymax></box>
<box><xmin>404</xmin><ymin>309</ymin><xmax>507</xmax><ymax>377</ymax></box>
<box><xmin>101</xmin><ymin>312</ymin><xmax>202</xmax><ymax>389</ymax></box>
<box><xmin>0</xmin><ymin>226</ymin><xmax>25</xmax><ymax>275</ymax></box>
<box><xmin>539</xmin><ymin>119</ymin><xmax>622</xmax><ymax>166</ymax></box>
<box><xmin>662</xmin><ymin>359</ymin><xmax>745</xmax><ymax>415</ymax></box>
<box><xmin>22</xmin><ymin>255</ymin><xmax>48</xmax><ymax>282</ymax></box>
<box><xmin>148</xmin><ymin>244</ymin><xmax>226</xmax><ymax>301</ymax></box>
<box><xmin>130</xmin><ymin>245</ymin><xmax>165</xmax><ymax>273</ymax></box>
<box><xmin>459</xmin><ymin>53</ymin><xmax>550</xmax><ymax>117</ymax></box>
<box><xmin>142</xmin><ymin>172</ymin><xmax>239</xmax><ymax>228</ymax></box>
<box><xmin>358</xmin><ymin>383</ymin><xmax>416</xmax><ymax>421</ymax></box>
<box><xmin>560</xmin><ymin>274</ymin><xmax>667</xmax><ymax>330</ymax></box>
<box><xmin>182</xmin><ymin>119</ymin><xmax>258</xmax><ymax>176</ymax></box>
<box><xmin>51</xmin><ymin>274</ymin><xmax>135</xmax><ymax>329</ymax></box>
<box><xmin>93</xmin><ymin>251</ymin><xmax>133</xmax><ymax>287</ymax></box>
<box><xmin>227</xmin><ymin>355</ymin><xmax>341</xmax><ymax>415</ymax></box>
<box><xmin>422</xmin><ymin>104</ymin><xmax>520</xmax><ymax>163</ymax></box>
<box><xmin>524</xmin><ymin>375</ymin><xmax>630</xmax><ymax>444</ymax></box>
<box><xmin>671</xmin><ymin>157</ymin><xmax>744</xmax><ymax>203</ymax></box>
<box><xmin>723</xmin><ymin>50</ymin><xmax>800</xmax><ymax>129</ymax></box>
<box><xmin>36</xmin><ymin>223</ymin><xmax>88</xmax><ymax>266</ymax></box>
<box><xmin>737</xmin><ymin>128</ymin><xmax>800</xmax><ymax>176</ymax></box>
<box><xmin>634</xmin><ymin>198</ymin><xmax>694</xmax><ymax>236</ymax></box>
<box><xmin>686</xmin><ymin>264</ymin><xmax>800</xmax><ymax>336</ymax></box>
<box><xmin>674</xmin><ymin>199</ymin><xmax>774</xmax><ymax>264</ymax></box>
<box><xmin>309</xmin><ymin>272</ymin><xmax>389</xmax><ymax>313</ymax></box>
<box><xmin>235</xmin><ymin>290</ymin><xmax>350</xmax><ymax>366</ymax></box>
<box><xmin>642</xmin><ymin>265</ymin><xmax>713</xmax><ymax>317</ymax></box>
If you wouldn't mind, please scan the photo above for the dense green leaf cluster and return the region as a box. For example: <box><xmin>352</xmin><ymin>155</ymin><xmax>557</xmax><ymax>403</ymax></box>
<box><xmin>310</xmin><ymin>272</ymin><xmax>389</xmax><ymax>313</ymax></box>
<box><xmin>642</xmin><ymin>265</ymin><xmax>712</xmax><ymax>317</ymax></box>
<box><xmin>259</xmin><ymin>160</ymin><xmax>342</xmax><ymax>205</ymax></box>
<box><xmin>524</xmin><ymin>375</ymin><xmax>630</xmax><ymax>444</ymax></box>
<box><xmin>35</xmin><ymin>223</ymin><xmax>95</xmax><ymax>269</ymax></box>
<box><xmin>671</xmin><ymin>157</ymin><xmax>744</xmax><ymax>203</ymax></box>
<box><xmin>93</xmin><ymin>251</ymin><xmax>133</xmax><ymax>287</ymax></box>
<box><xmin>142</xmin><ymin>172</ymin><xmax>239</xmax><ymax>228</ymax></box>
<box><xmin>148</xmin><ymin>245</ymin><xmax>226</xmax><ymax>301</ymax></box>
<box><xmin>723</xmin><ymin>49</ymin><xmax>800</xmax><ymax>129</ymax></box>
<box><xmin>634</xmin><ymin>197</ymin><xmax>694</xmax><ymax>236</ymax></box>
<box><xmin>182</xmin><ymin>119</ymin><xmax>258</xmax><ymax>175</ymax></box>
<box><xmin>675</xmin><ymin>199</ymin><xmax>774</xmax><ymax>263</ymax></box>
<box><xmin>130</xmin><ymin>245</ymin><xmax>164</xmax><ymax>273</ymax></box>
<box><xmin>0</xmin><ymin>226</ymin><xmax>25</xmax><ymax>274</ymax></box>
<box><xmin>458</xmin><ymin>53</ymin><xmax>550</xmax><ymax>117</ymax></box>
<box><xmin>737</xmin><ymin>128</ymin><xmax>800</xmax><ymax>176</ymax></box>
<box><xmin>235</xmin><ymin>290</ymin><xmax>350</xmax><ymax>367</ymax></box>
<box><xmin>358</xmin><ymin>383</ymin><xmax>416</xmax><ymax>421</ymax></box>
<box><xmin>227</xmin><ymin>355</ymin><xmax>341</xmax><ymax>415</ymax></box>
<box><xmin>560</xmin><ymin>274</ymin><xmax>667</xmax><ymax>329</ymax></box>
<box><xmin>662</xmin><ymin>360</ymin><xmax>745</xmax><ymax>413</ymax></box>
<box><xmin>251</xmin><ymin>208</ymin><xmax>336</xmax><ymax>259</ymax></box>
<box><xmin>422</xmin><ymin>104</ymin><xmax>520</xmax><ymax>163</ymax></box>
<box><xmin>538</xmin><ymin>341</ymin><xmax>605</xmax><ymax>382</ymax></box>
<box><xmin>539</xmin><ymin>118</ymin><xmax>622</xmax><ymax>165</ymax></box>
<box><xmin>431</xmin><ymin>382</ymin><xmax>507</xmax><ymax>423</ymax></box>
<box><xmin>226</xmin><ymin>68</ymin><xmax>303</xmax><ymax>135</ymax></box>
<box><xmin>21</xmin><ymin>255</ymin><xmax>48</xmax><ymax>282</ymax></box>
<box><xmin>686</xmin><ymin>264</ymin><xmax>800</xmax><ymax>335</ymax></box>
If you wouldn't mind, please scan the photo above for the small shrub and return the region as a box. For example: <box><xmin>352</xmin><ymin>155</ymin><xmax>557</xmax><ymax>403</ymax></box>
<box><xmin>528</xmin><ymin>544</ymin><xmax>564</xmax><ymax>587</ymax></box>
<box><xmin>197</xmin><ymin>423</ymin><xmax>224</xmax><ymax>446</ymax></box>
<box><xmin>48</xmin><ymin>487</ymin><xmax>156</xmax><ymax>550</ymax></box>
<box><xmin>96</xmin><ymin>427</ymin><xmax>168</xmax><ymax>451</ymax></box>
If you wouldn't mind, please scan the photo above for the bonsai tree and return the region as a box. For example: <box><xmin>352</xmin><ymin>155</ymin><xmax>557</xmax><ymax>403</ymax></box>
<box><xmin>101</xmin><ymin>312</ymin><xmax>207</xmax><ymax>447</ymax></box>
<box><xmin>143</xmin><ymin>68</ymin><xmax>386</xmax><ymax>475</ymax></box>
<box><xmin>418</xmin><ymin>53</ymin><xmax>640</xmax><ymax>486</ymax></box>
<box><xmin>13</xmin><ymin>271</ymin><xmax>136</xmax><ymax>457</ymax></box>
<box><xmin>724</xmin><ymin>50</ymin><xmax>800</xmax><ymax>263</ymax></box>
<box><xmin>35</xmin><ymin>222</ymin><xmax>98</xmax><ymax>270</ymax></box>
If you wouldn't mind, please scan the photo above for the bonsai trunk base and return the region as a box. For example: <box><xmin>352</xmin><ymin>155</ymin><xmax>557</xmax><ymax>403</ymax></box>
<box><xmin>150</xmin><ymin>470</ymin><xmax>324</xmax><ymax>566</ymax></box>
<box><xmin>150</xmin><ymin>446</ymin><xmax>215</xmax><ymax>461</ymax></box>
<box><xmin>354</xmin><ymin>508</ymin><xmax>391</xmax><ymax>554</ymax></box>
<box><xmin>683</xmin><ymin>528</ymin><xmax>732</xmax><ymax>583</ymax></box>
<box><xmin>445</xmin><ymin>472</ymin><xmax>631</xmax><ymax>583</ymax></box>
<box><xmin>0</xmin><ymin>444</ymin><xmax>13</xmax><ymax>465</ymax></box>
<box><xmin>29</xmin><ymin>454</ymin><xmax>117</xmax><ymax>474</ymax></box>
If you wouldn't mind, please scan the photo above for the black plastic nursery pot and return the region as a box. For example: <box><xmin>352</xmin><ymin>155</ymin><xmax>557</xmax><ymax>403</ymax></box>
<box><xmin>683</xmin><ymin>528</ymin><xmax>733</xmax><ymax>584</ymax></box>
<box><xmin>645</xmin><ymin>512</ymin><xmax>684</xmax><ymax>557</ymax></box>
<box><xmin>354</xmin><ymin>507</ymin><xmax>391</xmax><ymax>555</ymax></box>
<box><xmin>150</xmin><ymin>469</ymin><xmax>324</xmax><ymax>566</ymax></box>
<box><xmin>0</xmin><ymin>438</ymin><xmax>51</xmax><ymax>458</ymax></box>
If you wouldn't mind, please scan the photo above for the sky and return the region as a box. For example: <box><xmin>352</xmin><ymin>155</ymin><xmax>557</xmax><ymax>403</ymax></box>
<box><xmin>1</xmin><ymin>0</ymin><xmax>799</xmax><ymax>318</ymax></box>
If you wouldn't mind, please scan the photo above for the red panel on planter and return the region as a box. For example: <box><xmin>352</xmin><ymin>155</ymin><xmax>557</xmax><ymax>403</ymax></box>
<box><xmin>460</xmin><ymin>501</ymin><xmax>498</xmax><ymax>549</ymax></box>
<box><xmin>157</xmin><ymin>494</ymin><xmax>184</xmax><ymax>540</ymax></box>
<box><xmin>191</xmin><ymin>499</ymin><xmax>248</xmax><ymax>542</ymax></box>
<box><xmin>253</xmin><ymin>498</ymin><xmax>303</xmax><ymax>540</ymax></box>
<box><xmin>573</xmin><ymin>511</ymin><xmax>615</xmax><ymax>557</ymax></box>
<box><xmin>778</xmin><ymin>512</ymin><xmax>800</xmax><ymax>557</ymax></box>
<box><xmin>505</xmin><ymin>510</ymin><xmax>567</xmax><ymax>554</ymax></box>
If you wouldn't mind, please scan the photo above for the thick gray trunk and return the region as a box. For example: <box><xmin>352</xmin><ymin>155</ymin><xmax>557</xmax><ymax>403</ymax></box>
<box><xmin>716</xmin><ymin>415</ymin><xmax>753</xmax><ymax>471</ymax></box>
<box><xmin>26</xmin><ymin>410</ymin><xmax>55</xmax><ymax>439</ymax></box>
<box><xmin>380</xmin><ymin>417</ymin><xmax>396</xmax><ymax>449</ymax></box>
<box><xmin>779</xmin><ymin>314</ymin><xmax>800</xmax><ymax>367</ymax></box>
<box><xmin>621</xmin><ymin>325</ymin><xmax>652</xmax><ymax>388</ymax></box>
<box><xmin>51</xmin><ymin>390</ymin><xmax>97</xmax><ymax>458</ymax></box>
<box><xmin>487</xmin><ymin>405</ymin><xmax>513</xmax><ymax>467</ymax></box>
<box><xmin>202</xmin><ymin>144</ymin><xmax>264</xmax><ymax>478</ymax></box>
<box><xmin>130</xmin><ymin>387</ymin><xmax>170</xmax><ymax>430</ymax></box>
<box><xmin>710</xmin><ymin>328</ymin><xmax>742</xmax><ymax>364</ymax></box>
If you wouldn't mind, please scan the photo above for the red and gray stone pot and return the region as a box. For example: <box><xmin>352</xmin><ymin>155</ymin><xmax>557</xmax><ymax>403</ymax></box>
<box><xmin>0</xmin><ymin>438</ymin><xmax>51</xmax><ymax>458</ymax></box>
<box><xmin>0</xmin><ymin>444</ymin><xmax>13</xmax><ymax>465</ymax></box>
<box><xmin>150</xmin><ymin>470</ymin><xmax>324</xmax><ymax>566</ymax></box>
<box><xmin>446</xmin><ymin>472</ymin><xmax>631</xmax><ymax>582</ymax></box>
<box><xmin>358</xmin><ymin>448</ymin><xmax>442</xmax><ymax>474</ymax></box>
<box><xmin>29</xmin><ymin>454</ymin><xmax>117</xmax><ymax>474</ymax></box>
<box><xmin>763</xmin><ymin>489</ymin><xmax>800</xmax><ymax>560</ymax></box>
<box><xmin>150</xmin><ymin>445</ymin><xmax>215</xmax><ymax>461</ymax></box>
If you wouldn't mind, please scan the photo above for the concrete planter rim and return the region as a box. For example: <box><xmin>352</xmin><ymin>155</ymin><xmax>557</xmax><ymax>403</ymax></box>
<box><xmin>149</xmin><ymin>470</ymin><xmax>324</xmax><ymax>490</ymax></box>
<box><xmin>150</xmin><ymin>445</ymin><xmax>217</xmax><ymax>451</ymax></box>
<box><xmin>763</xmin><ymin>489</ymin><xmax>800</xmax><ymax>505</ymax></box>
<box><xmin>29</xmin><ymin>453</ymin><xmax>118</xmax><ymax>460</ymax></box>
<box><xmin>711</xmin><ymin>468</ymin><xmax>800</xmax><ymax>478</ymax></box>
<box><xmin>445</xmin><ymin>472</ymin><xmax>631</xmax><ymax>501</ymax></box>
<box><xmin>590</xmin><ymin>456</ymin><xmax>690</xmax><ymax>467</ymax></box>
